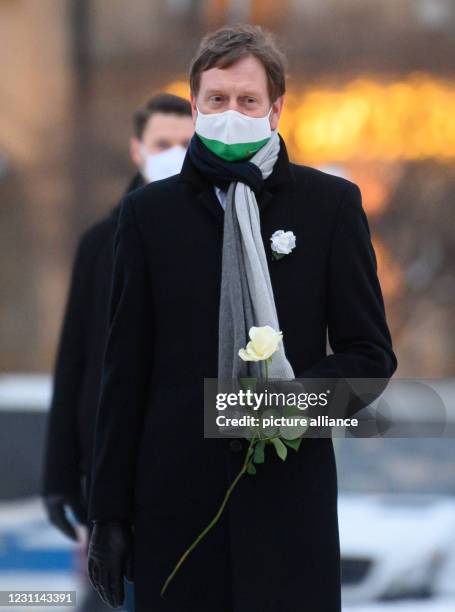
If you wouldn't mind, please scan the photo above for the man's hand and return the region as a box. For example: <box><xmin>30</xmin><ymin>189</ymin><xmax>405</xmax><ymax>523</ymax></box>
<box><xmin>87</xmin><ymin>520</ymin><xmax>134</xmax><ymax>609</ymax></box>
<box><xmin>43</xmin><ymin>493</ymin><xmax>86</xmax><ymax>541</ymax></box>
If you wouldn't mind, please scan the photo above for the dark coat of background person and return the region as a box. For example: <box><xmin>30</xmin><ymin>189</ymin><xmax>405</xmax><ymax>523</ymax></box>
<box><xmin>42</xmin><ymin>174</ymin><xmax>144</xmax><ymax>520</ymax></box>
<box><xmin>89</xmin><ymin>138</ymin><xmax>397</xmax><ymax>612</ymax></box>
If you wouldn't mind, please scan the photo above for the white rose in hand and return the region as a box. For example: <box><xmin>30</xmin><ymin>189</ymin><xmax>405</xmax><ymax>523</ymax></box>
<box><xmin>270</xmin><ymin>230</ymin><xmax>296</xmax><ymax>259</ymax></box>
<box><xmin>238</xmin><ymin>325</ymin><xmax>283</xmax><ymax>362</ymax></box>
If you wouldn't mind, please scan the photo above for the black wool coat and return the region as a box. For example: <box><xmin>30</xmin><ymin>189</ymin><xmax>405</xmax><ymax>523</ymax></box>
<box><xmin>88</xmin><ymin>139</ymin><xmax>397</xmax><ymax>612</ymax></box>
<box><xmin>42</xmin><ymin>174</ymin><xmax>144</xmax><ymax>515</ymax></box>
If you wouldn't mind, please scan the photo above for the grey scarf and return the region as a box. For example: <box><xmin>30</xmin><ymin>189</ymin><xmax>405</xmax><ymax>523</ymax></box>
<box><xmin>218</xmin><ymin>131</ymin><xmax>295</xmax><ymax>382</ymax></box>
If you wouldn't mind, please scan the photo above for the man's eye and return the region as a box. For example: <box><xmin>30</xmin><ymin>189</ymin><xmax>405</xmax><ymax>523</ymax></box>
<box><xmin>210</xmin><ymin>96</ymin><xmax>223</xmax><ymax>103</ymax></box>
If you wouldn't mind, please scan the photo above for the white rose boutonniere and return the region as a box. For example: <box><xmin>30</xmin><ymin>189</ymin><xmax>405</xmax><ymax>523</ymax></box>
<box><xmin>270</xmin><ymin>230</ymin><xmax>296</xmax><ymax>260</ymax></box>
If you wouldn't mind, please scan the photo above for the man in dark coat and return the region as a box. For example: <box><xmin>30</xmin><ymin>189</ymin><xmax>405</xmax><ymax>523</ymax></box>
<box><xmin>42</xmin><ymin>93</ymin><xmax>193</xmax><ymax>535</ymax></box>
<box><xmin>87</xmin><ymin>25</ymin><xmax>397</xmax><ymax>612</ymax></box>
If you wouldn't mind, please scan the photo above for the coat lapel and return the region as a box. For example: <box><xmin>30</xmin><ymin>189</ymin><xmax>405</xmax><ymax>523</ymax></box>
<box><xmin>197</xmin><ymin>187</ymin><xmax>225</xmax><ymax>225</ymax></box>
<box><xmin>256</xmin><ymin>188</ymin><xmax>274</xmax><ymax>217</ymax></box>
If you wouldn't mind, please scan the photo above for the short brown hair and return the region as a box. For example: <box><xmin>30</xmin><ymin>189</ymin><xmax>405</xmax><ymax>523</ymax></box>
<box><xmin>133</xmin><ymin>93</ymin><xmax>192</xmax><ymax>139</ymax></box>
<box><xmin>189</xmin><ymin>24</ymin><xmax>287</xmax><ymax>102</ymax></box>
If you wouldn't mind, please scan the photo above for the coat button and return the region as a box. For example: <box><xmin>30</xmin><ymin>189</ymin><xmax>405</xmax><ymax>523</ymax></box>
<box><xmin>229</xmin><ymin>439</ymin><xmax>243</xmax><ymax>453</ymax></box>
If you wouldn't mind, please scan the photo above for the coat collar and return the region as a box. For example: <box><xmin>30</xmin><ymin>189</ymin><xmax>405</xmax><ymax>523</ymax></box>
<box><xmin>110</xmin><ymin>173</ymin><xmax>146</xmax><ymax>220</ymax></box>
<box><xmin>124</xmin><ymin>172</ymin><xmax>145</xmax><ymax>195</ymax></box>
<box><xmin>178</xmin><ymin>133</ymin><xmax>295</xmax><ymax>196</ymax></box>
<box><xmin>178</xmin><ymin>134</ymin><xmax>295</xmax><ymax>224</ymax></box>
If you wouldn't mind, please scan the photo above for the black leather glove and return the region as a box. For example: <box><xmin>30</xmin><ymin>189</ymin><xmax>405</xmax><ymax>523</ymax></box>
<box><xmin>43</xmin><ymin>493</ymin><xmax>86</xmax><ymax>541</ymax></box>
<box><xmin>87</xmin><ymin>520</ymin><xmax>134</xmax><ymax>609</ymax></box>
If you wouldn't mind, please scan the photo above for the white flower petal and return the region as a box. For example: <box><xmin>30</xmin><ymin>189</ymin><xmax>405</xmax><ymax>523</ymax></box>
<box><xmin>270</xmin><ymin>229</ymin><xmax>296</xmax><ymax>255</ymax></box>
<box><xmin>243</xmin><ymin>325</ymin><xmax>283</xmax><ymax>361</ymax></box>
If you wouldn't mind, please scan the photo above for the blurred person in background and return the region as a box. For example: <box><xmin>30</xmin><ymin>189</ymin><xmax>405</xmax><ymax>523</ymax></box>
<box><xmin>87</xmin><ymin>25</ymin><xmax>396</xmax><ymax>612</ymax></box>
<box><xmin>41</xmin><ymin>93</ymin><xmax>193</xmax><ymax>611</ymax></box>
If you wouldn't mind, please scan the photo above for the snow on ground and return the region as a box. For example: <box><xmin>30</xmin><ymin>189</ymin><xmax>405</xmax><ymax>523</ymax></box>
<box><xmin>344</xmin><ymin>598</ymin><xmax>455</xmax><ymax>611</ymax></box>
<box><xmin>0</xmin><ymin>497</ymin><xmax>86</xmax><ymax>610</ymax></box>
<box><xmin>1</xmin><ymin>498</ymin><xmax>454</xmax><ymax>611</ymax></box>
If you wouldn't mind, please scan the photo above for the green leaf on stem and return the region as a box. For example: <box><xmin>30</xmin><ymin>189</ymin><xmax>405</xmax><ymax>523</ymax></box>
<box><xmin>283</xmin><ymin>437</ymin><xmax>303</xmax><ymax>452</ymax></box>
<box><xmin>247</xmin><ymin>462</ymin><xmax>257</xmax><ymax>475</ymax></box>
<box><xmin>253</xmin><ymin>441</ymin><xmax>265</xmax><ymax>464</ymax></box>
<box><xmin>271</xmin><ymin>437</ymin><xmax>288</xmax><ymax>461</ymax></box>
<box><xmin>259</xmin><ymin>409</ymin><xmax>280</xmax><ymax>438</ymax></box>
<box><xmin>279</xmin><ymin>404</ymin><xmax>308</xmax><ymax>440</ymax></box>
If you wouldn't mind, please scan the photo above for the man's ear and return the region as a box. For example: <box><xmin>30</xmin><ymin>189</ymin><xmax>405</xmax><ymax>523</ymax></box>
<box><xmin>190</xmin><ymin>93</ymin><xmax>198</xmax><ymax>124</ymax></box>
<box><xmin>270</xmin><ymin>95</ymin><xmax>285</xmax><ymax>131</ymax></box>
<box><xmin>129</xmin><ymin>137</ymin><xmax>143</xmax><ymax>168</ymax></box>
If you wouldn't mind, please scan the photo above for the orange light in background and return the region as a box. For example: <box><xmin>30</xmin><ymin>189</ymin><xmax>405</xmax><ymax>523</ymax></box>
<box><xmin>289</xmin><ymin>73</ymin><xmax>455</xmax><ymax>164</ymax></box>
<box><xmin>203</xmin><ymin>0</ymin><xmax>231</xmax><ymax>28</ymax></box>
<box><xmin>356</xmin><ymin>176</ymin><xmax>388</xmax><ymax>216</ymax></box>
<box><xmin>251</xmin><ymin>0</ymin><xmax>287</xmax><ymax>28</ymax></box>
<box><xmin>164</xmin><ymin>80</ymin><xmax>190</xmax><ymax>100</ymax></box>
<box><xmin>347</xmin><ymin>162</ymin><xmax>403</xmax><ymax>217</ymax></box>
<box><xmin>373</xmin><ymin>239</ymin><xmax>403</xmax><ymax>301</ymax></box>
<box><xmin>164</xmin><ymin>73</ymin><xmax>455</xmax><ymax>164</ymax></box>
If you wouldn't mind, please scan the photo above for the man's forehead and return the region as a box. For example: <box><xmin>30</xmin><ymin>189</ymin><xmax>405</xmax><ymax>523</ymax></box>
<box><xmin>144</xmin><ymin>113</ymin><xmax>193</xmax><ymax>137</ymax></box>
<box><xmin>199</xmin><ymin>57</ymin><xmax>268</xmax><ymax>92</ymax></box>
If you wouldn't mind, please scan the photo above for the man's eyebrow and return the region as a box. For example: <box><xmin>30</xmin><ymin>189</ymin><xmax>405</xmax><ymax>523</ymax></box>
<box><xmin>204</xmin><ymin>88</ymin><xmax>262</xmax><ymax>99</ymax></box>
<box><xmin>153</xmin><ymin>138</ymin><xmax>172</xmax><ymax>147</ymax></box>
<box><xmin>204</xmin><ymin>88</ymin><xmax>227</xmax><ymax>96</ymax></box>
<box><xmin>238</xmin><ymin>92</ymin><xmax>262</xmax><ymax>99</ymax></box>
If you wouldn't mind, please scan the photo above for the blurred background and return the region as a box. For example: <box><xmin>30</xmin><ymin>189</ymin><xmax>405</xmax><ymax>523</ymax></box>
<box><xmin>1</xmin><ymin>1</ymin><xmax>454</xmax><ymax>610</ymax></box>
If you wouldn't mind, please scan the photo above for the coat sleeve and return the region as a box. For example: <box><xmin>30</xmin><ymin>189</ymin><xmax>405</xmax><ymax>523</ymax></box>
<box><xmin>88</xmin><ymin>199</ymin><xmax>152</xmax><ymax>522</ymax></box>
<box><xmin>42</xmin><ymin>238</ymin><xmax>88</xmax><ymax>497</ymax></box>
<box><xmin>299</xmin><ymin>182</ymin><xmax>397</xmax><ymax>413</ymax></box>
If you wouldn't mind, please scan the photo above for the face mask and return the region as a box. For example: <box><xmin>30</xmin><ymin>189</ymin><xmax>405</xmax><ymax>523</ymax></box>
<box><xmin>141</xmin><ymin>144</ymin><xmax>186</xmax><ymax>182</ymax></box>
<box><xmin>195</xmin><ymin>106</ymin><xmax>272</xmax><ymax>161</ymax></box>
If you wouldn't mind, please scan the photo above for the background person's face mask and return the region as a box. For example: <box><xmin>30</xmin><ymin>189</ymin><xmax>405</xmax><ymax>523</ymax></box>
<box><xmin>195</xmin><ymin>106</ymin><xmax>272</xmax><ymax>162</ymax></box>
<box><xmin>141</xmin><ymin>144</ymin><xmax>186</xmax><ymax>182</ymax></box>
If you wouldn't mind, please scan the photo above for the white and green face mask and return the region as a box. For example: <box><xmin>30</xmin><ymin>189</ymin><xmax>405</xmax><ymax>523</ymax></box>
<box><xmin>195</xmin><ymin>106</ymin><xmax>272</xmax><ymax>162</ymax></box>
